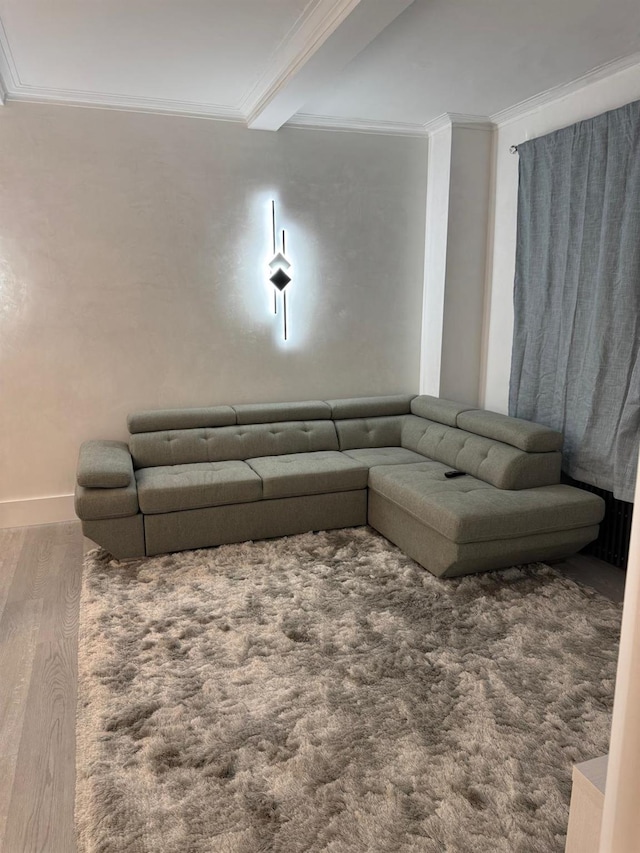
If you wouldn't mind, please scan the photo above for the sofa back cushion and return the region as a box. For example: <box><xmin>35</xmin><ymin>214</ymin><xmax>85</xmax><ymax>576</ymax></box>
<box><xmin>456</xmin><ymin>409</ymin><xmax>563</xmax><ymax>453</ymax></box>
<box><xmin>410</xmin><ymin>395</ymin><xmax>474</xmax><ymax>426</ymax></box>
<box><xmin>326</xmin><ymin>395</ymin><xmax>414</xmax><ymax>419</ymax></box>
<box><xmin>233</xmin><ymin>400</ymin><xmax>330</xmax><ymax>424</ymax></box>
<box><xmin>128</xmin><ymin>406</ymin><xmax>236</xmax><ymax>434</ymax></box>
<box><xmin>130</xmin><ymin>420</ymin><xmax>339</xmax><ymax>468</ymax></box>
<box><xmin>335</xmin><ymin>416</ymin><xmax>405</xmax><ymax>450</ymax></box>
<box><xmin>128</xmin><ymin>400</ymin><xmax>333</xmax><ymax>433</ymax></box>
<box><xmin>401</xmin><ymin>415</ymin><xmax>561</xmax><ymax>490</ymax></box>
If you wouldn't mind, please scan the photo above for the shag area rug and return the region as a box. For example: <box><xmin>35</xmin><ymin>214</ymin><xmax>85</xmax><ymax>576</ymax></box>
<box><xmin>76</xmin><ymin>527</ymin><xmax>621</xmax><ymax>853</ymax></box>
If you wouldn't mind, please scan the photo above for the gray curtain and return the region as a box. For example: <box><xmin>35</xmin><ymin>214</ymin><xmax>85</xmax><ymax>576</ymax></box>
<box><xmin>509</xmin><ymin>99</ymin><xmax>640</xmax><ymax>503</ymax></box>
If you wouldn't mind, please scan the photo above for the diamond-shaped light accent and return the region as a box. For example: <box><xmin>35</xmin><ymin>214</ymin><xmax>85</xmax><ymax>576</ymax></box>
<box><xmin>270</xmin><ymin>268</ymin><xmax>291</xmax><ymax>291</ymax></box>
<box><xmin>268</xmin><ymin>252</ymin><xmax>291</xmax><ymax>272</ymax></box>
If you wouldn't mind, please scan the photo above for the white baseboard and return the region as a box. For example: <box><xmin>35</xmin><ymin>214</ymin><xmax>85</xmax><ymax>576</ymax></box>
<box><xmin>0</xmin><ymin>495</ymin><xmax>76</xmax><ymax>529</ymax></box>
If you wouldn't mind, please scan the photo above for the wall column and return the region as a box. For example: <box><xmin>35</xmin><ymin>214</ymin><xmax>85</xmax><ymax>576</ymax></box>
<box><xmin>419</xmin><ymin>115</ymin><xmax>494</xmax><ymax>406</ymax></box>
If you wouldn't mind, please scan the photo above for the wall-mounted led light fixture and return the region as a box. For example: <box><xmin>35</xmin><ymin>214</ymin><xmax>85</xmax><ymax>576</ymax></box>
<box><xmin>268</xmin><ymin>200</ymin><xmax>292</xmax><ymax>341</ymax></box>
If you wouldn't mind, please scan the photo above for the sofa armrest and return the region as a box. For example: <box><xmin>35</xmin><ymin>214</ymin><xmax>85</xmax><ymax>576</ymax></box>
<box><xmin>75</xmin><ymin>481</ymin><xmax>139</xmax><ymax>521</ymax></box>
<box><xmin>77</xmin><ymin>440</ymin><xmax>134</xmax><ymax>489</ymax></box>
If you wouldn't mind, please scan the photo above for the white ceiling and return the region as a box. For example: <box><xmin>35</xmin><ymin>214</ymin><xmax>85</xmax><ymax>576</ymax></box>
<box><xmin>0</xmin><ymin>0</ymin><xmax>639</xmax><ymax>131</ymax></box>
<box><xmin>301</xmin><ymin>0</ymin><xmax>640</xmax><ymax>125</ymax></box>
<box><xmin>0</xmin><ymin>0</ymin><xmax>311</xmax><ymax>109</ymax></box>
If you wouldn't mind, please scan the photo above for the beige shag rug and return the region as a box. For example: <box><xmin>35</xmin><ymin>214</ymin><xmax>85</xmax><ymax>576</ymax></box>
<box><xmin>76</xmin><ymin>527</ymin><xmax>621</xmax><ymax>853</ymax></box>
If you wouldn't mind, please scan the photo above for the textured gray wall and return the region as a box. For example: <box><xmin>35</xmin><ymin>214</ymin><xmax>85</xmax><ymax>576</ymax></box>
<box><xmin>0</xmin><ymin>102</ymin><xmax>427</xmax><ymax>504</ymax></box>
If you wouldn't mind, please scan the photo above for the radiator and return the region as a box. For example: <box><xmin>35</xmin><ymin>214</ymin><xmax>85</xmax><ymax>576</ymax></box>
<box><xmin>562</xmin><ymin>475</ymin><xmax>633</xmax><ymax>569</ymax></box>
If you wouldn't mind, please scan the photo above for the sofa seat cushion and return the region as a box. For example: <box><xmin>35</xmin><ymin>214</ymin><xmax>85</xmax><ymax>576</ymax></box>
<box><xmin>247</xmin><ymin>451</ymin><xmax>368</xmax><ymax>499</ymax></box>
<box><xmin>369</xmin><ymin>462</ymin><xmax>605</xmax><ymax>544</ymax></box>
<box><xmin>136</xmin><ymin>461</ymin><xmax>262</xmax><ymax>514</ymax></box>
<box><xmin>342</xmin><ymin>447</ymin><xmax>427</xmax><ymax>468</ymax></box>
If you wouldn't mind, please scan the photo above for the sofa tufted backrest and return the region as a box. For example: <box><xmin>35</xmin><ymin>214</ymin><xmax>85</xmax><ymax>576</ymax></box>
<box><xmin>401</xmin><ymin>415</ymin><xmax>561</xmax><ymax>490</ymax></box>
<box><xmin>408</xmin><ymin>395</ymin><xmax>563</xmax><ymax>452</ymax></box>
<box><xmin>125</xmin><ymin>395</ymin><xmax>564</xmax><ymax>487</ymax></box>
<box><xmin>129</xmin><ymin>420</ymin><xmax>339</xmax><ymax>469</ymax></box>
<box><xmin>334</xmin><ymin>416</ymin><xmax>405</xmax><ymax>450</ymax></box>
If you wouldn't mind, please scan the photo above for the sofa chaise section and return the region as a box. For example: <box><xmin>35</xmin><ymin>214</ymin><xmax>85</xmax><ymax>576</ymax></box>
<box><xmin>368</xmin><ymin>461</ymin><xmax>603</xmax><ymax>578</ymax></box>
<box><xmin>364</xmin><ymin>397</ymin><xmax>603</xmax><ymax>577</ymax></box>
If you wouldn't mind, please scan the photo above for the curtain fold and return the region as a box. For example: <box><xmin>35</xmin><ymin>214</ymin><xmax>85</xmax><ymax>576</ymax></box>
<box><xmin>509</xmin><ymin>99</ymin><xmax>640</xmax><ymax>502</ymax></box>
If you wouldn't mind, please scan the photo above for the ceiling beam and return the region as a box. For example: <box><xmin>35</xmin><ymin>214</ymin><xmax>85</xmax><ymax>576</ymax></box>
<box><xmin>244</xmin><ymin>0</ymin><xmax>415</xmax><ymax>131</ymax></box>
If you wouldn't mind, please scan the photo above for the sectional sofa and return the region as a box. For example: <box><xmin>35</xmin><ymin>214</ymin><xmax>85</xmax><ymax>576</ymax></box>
<box><xmin>74</xmin><ymin>394</ymin><xmax>605</xmax><ymax>578</ymax></box>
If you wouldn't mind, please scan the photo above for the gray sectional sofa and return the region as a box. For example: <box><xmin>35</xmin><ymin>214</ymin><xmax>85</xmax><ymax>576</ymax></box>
<box><xmin>75</xmin><ymin>394</ymin><xmax>605</xmax><ymax>578</ymax></box>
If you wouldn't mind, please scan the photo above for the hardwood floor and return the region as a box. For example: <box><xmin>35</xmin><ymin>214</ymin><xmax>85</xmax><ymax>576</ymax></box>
<box><xmin>0</xmin><ymin>522</ymin><xmax>627</xmax><ymax>852</ymax></box>
<box><xmin>0</xmin><ymin>522</ymin><xmax>83</xmax><ymax>853</ymax></box>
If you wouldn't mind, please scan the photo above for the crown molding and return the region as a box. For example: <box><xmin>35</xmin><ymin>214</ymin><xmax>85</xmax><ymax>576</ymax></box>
<box><xmin>241</xmin><ymin>0</ymin><xmax>361</xmax><ymax>125</ymax></box>
<box><xmin>2</xmin><ymin>4</ymin><xmax>637</xmax><ymax>136</ymax></box>
<box><xmin>1</xmin><ymin>84</ymin><xmax>244</xmax><ymax>122</ymax></box>
<box><xmin>0</xmin><ymin>2</ymin><xmax>414</xmax><ymax>131</ymax></box>
<box><xmin>423</xmin><ymin>112</ymin><xmax>494</xmax><ymax>135</ymax></box>
<box><xmin>421</xmin><ymin>113</ymin><xmax>450</xmax><ymax>135</ymax></box>
<box><xmin>491</xmin><ymin>51</ymin><xmax>640</xmax><ymax>127</ymax></box>
<box><xmin>285</xmin><ymin>111</ymin><xmax>427</xmax><ymax>137</ymax></box>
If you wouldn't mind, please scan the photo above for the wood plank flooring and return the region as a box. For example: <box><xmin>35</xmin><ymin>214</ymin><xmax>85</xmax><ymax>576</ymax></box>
<box><xmin>0</xmin><ymin>522</ymin><xmax>83</xmax><ymax>853</ymax></box>
<box><xmin>0</xmin><ymin>522</ymin><xmax>627</xmax><ymax>852</ymax></box>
